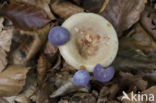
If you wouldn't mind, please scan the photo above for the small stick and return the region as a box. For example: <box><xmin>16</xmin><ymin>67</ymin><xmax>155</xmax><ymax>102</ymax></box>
<box><xmin>99</xmin><ymin>0</ymin><xmax>109</xmax><ymax>13</ymax></box>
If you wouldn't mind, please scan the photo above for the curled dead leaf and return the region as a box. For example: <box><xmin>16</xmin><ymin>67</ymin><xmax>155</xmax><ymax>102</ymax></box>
<box><xmin>0</xmin><ymin>65</ymin><xmax>30</xmax><ymax>97</ymax></box>
<box><xmin>51</xmin><ymin>0</ymin><xmax>84</xmax><ymax>19</ymax></box>
<box><xmin>0</xmin><ymin>2</ymin><xmax>51</xmax><ymax>31</ymax></box>
<box><xmin>101</xmin><ymin>0</ymin><xmax>147</xmax><ymax>36</ymax></box>
<box><xmin>37</xmin><ymin>54</ymin><xmax>51</xmax><ymax>85</ymax></box>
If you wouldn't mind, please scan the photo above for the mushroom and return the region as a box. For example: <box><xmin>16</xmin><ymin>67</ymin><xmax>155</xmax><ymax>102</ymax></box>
<box><xmin>59</xmin><ymin>13</ymin><xmax>118</xmax><ymax>72</ymax></box>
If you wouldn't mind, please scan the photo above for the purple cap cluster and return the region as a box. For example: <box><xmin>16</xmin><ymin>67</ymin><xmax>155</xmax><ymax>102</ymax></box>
<box><xmin>73</xmin><ymin>64</ymin><xmax>115</xmax><ymax>87</ymax></box>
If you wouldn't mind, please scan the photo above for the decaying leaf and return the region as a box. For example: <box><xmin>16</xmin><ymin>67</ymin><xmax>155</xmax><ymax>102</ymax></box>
<box><xmin>19</xmin><ymin>24</ymin><xmax>51</xmax><ymax>61</ymax></box>
<box><xmin>0</xmin><ymin>26</ymin><xmax>13</xmax><ymax>72</ymax></box>
<box><xmin>82</xmin><ymin>0</ymin><xmax>105</xmax><ymax>12</ymax></box>
<box><xmin>113</xmin><ymin>56</ymin><xmax>156</xmax><ymax>71</ymax></box>
<box><xmin>0</xmin><ymin>2</ymin><xmax>51</xmax><ymax>31</ymax></box>
<box><xmin>131</xmin><ymin>24</ymin><xmax>156</xmax><ymax>52</ymax></box>
<box><xmin>14</xmin><ymin>69</ymin><xmax>36</xmax><ymax>103</ymax></box>
<box><xmin>0</xmin><ymin>65</ymin><xmax>30</xmax><ymax>97</ymax></box>
<box><xmin>139</xmin><ymin>71</ymin><xmax>156</xmax><ymax>82</ymax></box>
<box><xmin>119</xmin><ymin>72</ymin><xmax>148</xmax><ymax>91</ymax></box>
<box><xmin>12</xmin><ymin>0</ymin><xmax>55</xmax><ymax>19</ymax></box>
<box><xmin>97</xmin><ymin>84</ymin><xmax>119</xmax><ymax>102</ymax></box>
<box><xmin>36</xmin><ymin>78</ymin><xmax>56</xmax><ymax>103</ymax></box>
<box><xmin>51</xmin><ymin>0</ymin><xmax>84</xmax><ymax>19</ymax></box>
<box><xmin>101</xmin><ymin>0</ymin><xmax>147</xmax><ymax>36</ymax></box>
<box><xmin>114</xmin><ymin>23</ymin><xmax>156</xmax><ymax>71</ymax></box>
<box><xmin>141</xmin><ymin>7</ymin><xmax>156</xmax><ymax>40</ymax></box>
<box><xmin>37</xmin><ymin>54</ymin><xmax>51</xmax><ymax>85</ymax></box>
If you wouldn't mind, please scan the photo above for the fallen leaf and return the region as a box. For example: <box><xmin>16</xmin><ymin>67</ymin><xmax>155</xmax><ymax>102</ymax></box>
<box><xmin>0</xmin><ymin>65</ymin><xmax>30</xmax><ymax>97</ymax></box>
<box><xmin>37</xmin><ymin>54</ymin><xmax>50</xmax><ymax>85</ymax></box>
<box><xmin>113</xmin><ymin>56</ymin><xmax>156</xmax><ymax>71</ymax></box>
<box><xmin>51</xmin><ymin>0</ymin><xmax>84</xmax><ymax>19</ymax></box>
<box><xmin>0</xmin><ymin>26</ymin><xmax>13</xmax><ymax>72</ymax></box>
<box><xmin>0</xmin><ymin>98</ymin><xmax>9</xmax><ymax>103</ymax></box>
<box><xmin>18</xmin><ymin>24</ymin><xmax>50</xmax><ymax>61</ymax></box>
<box><xmin>101</xmin><ymin>0</ymin><xmax>147</xmax><ymax>36</ymax></box>
<box><xmin>0</xmin><ymin>2</ymin><xmax>51</xmax><ymax>31</ymax></box>
<box><xmin>15</xmin><ymin>70</ymin><xmax>37</xmax><ymax>103</ymax></box>
<box><xmin>141</xmin><ymin>7</ymin><xmax>156</xmax><ymax>40</ymax></box>
<box><xmin>119</xmin><ymin>72</ymin><xmax>148</xmax><ymax>91</ymax></box>
<box><xmin>131</xmin><ymin>24</ymin><xmax>156</xmax><ymax>52</ymax></box>
<box><xmin>12</xmin><ymin>0</ymin><xmax>55</xmax><ymax>19</ymax></box>
<box><xmin>82</xmin><ymin>0</ymin><xmax>105</xmax><ymax>12</ymax></box>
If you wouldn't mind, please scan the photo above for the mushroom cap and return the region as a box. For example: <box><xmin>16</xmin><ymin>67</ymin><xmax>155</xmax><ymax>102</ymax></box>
<box><xmin>59</xmin><ymin>13</ymin><xmax>118</xmax><ymax>72</ymax></box>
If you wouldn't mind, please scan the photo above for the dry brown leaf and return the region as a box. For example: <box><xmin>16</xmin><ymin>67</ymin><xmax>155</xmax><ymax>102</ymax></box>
<box><xmin>119</xmin><ymin>72</ymin><xmax>148</xmax><ymax>91</ymax></box>
<box><xmin>0</xmin><ymin>27</ymin><xmax>13</xmax><ymax>72</ymax></box>
<box><xmin>12</xmin><ymin>0</ymin><xmax>55</xmax><ymax>19</ymax></box>
<box><xmin>18</xmin><ymin>24</ymin><xmax>50</xmax><ymax>61</ymax></box>
<box><xmin>0</xmin><ymin>65</ymin><xmax>30</xmax><ymax>97</ymax></box>
<box><xmin>37</xmin><ymin>54</ymin><xmax>50</xmax><ymax>85</ymax></box>
<box><xmin>0</xmin><ymin>2</ymin><xmax>51</xmax><ymax>31</ymax></box>
<box><xmin>51</xmin><ymin>0</ymin><xmax>84</xmax><ymax>19</ymax></box>
<box><xmin>141</xmin><ymin>7</ymin><xmax>156</xmax><ymax>40</ymax></box>
<box><xmin>131</xmin><ymin>24</ymin><xmax>156</xmax><ymax>52</ymax></box>
<box><xmin>101</xmin><ymin>0</ymin><xmax>147</xmax><ymax>36</ymax></box>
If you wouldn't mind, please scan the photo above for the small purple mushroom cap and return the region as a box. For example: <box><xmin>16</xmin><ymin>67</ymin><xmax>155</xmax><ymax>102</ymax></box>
<box><xmin>48</xmin><ymin>26</ymin><xmax>70</xmax><ymax>46</ymax></box>
<box><xmin>73</xmin><ymin>70</ymin><xmax>90</xmax><ymax>86</ymax></box>
<box><xmin>93</xmin><ymin>64</ymin><xmax>115</xmax><ymax>83</ymax></box>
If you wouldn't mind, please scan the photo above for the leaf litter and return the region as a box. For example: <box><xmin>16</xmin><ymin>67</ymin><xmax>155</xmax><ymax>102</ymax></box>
<box><xmin>0</xmin><ymin>0</ymin><xmax>156</xmax><ymax>103</ymax></box>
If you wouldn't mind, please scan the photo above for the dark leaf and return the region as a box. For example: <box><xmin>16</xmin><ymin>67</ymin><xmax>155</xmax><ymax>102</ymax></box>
<box><xmin>0</xmin><ymin>2</ymin><xmax>51</xmax><ymax>31</ymax></box>
<box><xmin>82</xmin><ymin>0</ymin><xmax>105</xmax><ymax>12</ymax></box>
<box><xmin>11</xmin><ymin>0</ymin><xmax>55</xmax><ymax>19</ymax></box>
<box><xmin>101</xmin><ymin>0</ymin><xmax>147</xmax><ymax>36</ymax></box>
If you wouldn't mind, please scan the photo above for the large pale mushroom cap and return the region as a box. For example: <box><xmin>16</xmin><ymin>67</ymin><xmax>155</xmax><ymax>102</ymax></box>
<box><xmin>59</xmin><ymin>13</ymin><xmax>118</xmax><ymax>72</ymax></box>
